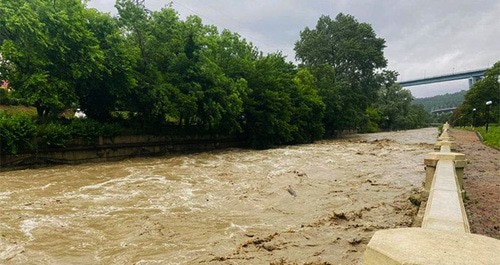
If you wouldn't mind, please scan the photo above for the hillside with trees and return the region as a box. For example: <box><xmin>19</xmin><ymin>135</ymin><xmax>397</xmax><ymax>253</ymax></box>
<box><xmin>0</xmin><ymin>0</ymin><xmax>432</xmax><ymax>155</ymax></box>
<box><xmin>412</xmin><ymin>90</ymin><xmax>467</xmax><ymax>113</ymax></box>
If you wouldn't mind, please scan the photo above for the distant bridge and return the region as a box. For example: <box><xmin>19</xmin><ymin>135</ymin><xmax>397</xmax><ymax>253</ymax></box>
<box><xmin>399</xmin><ymin>68</ymin><xmax>488</xmax><ymax>88</ymax></box>
<box><xmin>431</xmin><ymin>107</ymin><xmax>457</xmax><ymax>115</ymax></box>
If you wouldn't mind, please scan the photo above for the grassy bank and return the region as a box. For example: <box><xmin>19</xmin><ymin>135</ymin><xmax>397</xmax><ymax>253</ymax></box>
<box><xmin>0</xmin><ymin>105</ymin><xmax>37</xmax><ymax>117</ymax></box>
<box><xmin>476</xmin><ymin>124</ymin><xmax>500</xmax><ymax>149</ymax></box>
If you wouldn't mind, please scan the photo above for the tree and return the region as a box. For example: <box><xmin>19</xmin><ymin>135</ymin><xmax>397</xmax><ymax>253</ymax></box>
<box><xmin>115</xmin><ymin>5</ymin><xmax>248</xmax><ymax>133</ymax></box>
<box><xmin>376</xmin><ymin>84</ymin><xmax>413</xmax><ymax>130</ymax></box>
<box><xmin>115</xmin><ymin>0</ymin><xmax>151</xmax><ymax>73</ymax></box>
<box><xmin>452</xmin><ymin>61</ymin><xmax>500</xmax><ymax>126</ymax></box>
<box><xmin>211</xmin><ymin>30</ymin><xmax>258</xmax><ymax>80</ymax></box>
<box><xmin>243</xmin><ymin>53</ymin><xmax>296</xmax><ymax>148</ymax></box>
<box><xmin>116</xmin><ymin>2</ymin><xmax>194</xmax><ymax>126</ymax></box>
<box><xmin>76</xmin><ymin>8</ymin><xmax>136</xmax><ymax>120</ymax></box>
<box><xmin>405</xmin><ymin>104</ymin><xmax>433</xmax><ymax>129</ymax></box>
<box><xmin>295</xmin><ymin>13</ymin><xmax>386</xmax><ymax>86</ymax></box>
<box><xmin>290</xmin><ymin>68</ymin><xmax>325</xmax><ymax>142</ymax></box>
<box><xmin>0</xmin><ymin>0</ymin><xmax>104</xmax><ymax>120</ymax></box>
<box><xmin>294</xmin><ymin>14</ymin><xmax>388</xmax><ymax>132</ymax></box>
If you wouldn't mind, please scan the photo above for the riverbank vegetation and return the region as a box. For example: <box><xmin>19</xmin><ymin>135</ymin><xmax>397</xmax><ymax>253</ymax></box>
<box><xmin>477</xmin><ymin>125</ymin><xmax>500</xmax><ymax>149</ymax></box>
<box><xmin>459</xmin><ymin>125</ymin><xmax>500</xmax><ymax>149</ymax></box>
<box><xmin>0</xmin><ymin>0</ymin><xmax>432</xmax><ymax>154</ymax></box>
<box><xmin>452</xmin><ymin>62</ymin><xmax>500</xmax><ymax>149</ymax></box>
<box><xmin>451</xmin><ymin>62</ymin><xmax>500</xmax><ymax>131</ymax></box>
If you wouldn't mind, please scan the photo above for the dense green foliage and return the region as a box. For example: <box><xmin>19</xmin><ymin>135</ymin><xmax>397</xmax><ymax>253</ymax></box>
<box><xmin>0</xmin><ymin>2</ymin><xmax>433</xmax><ymax>153</ymax></box>
<box><xmin>452</xmin><ymin>62</ymin><xmax>500</xmax><ymax>127</ymax></box>
<box><xmin>0</xmin><ymin>111</ymin><xmax>125</xmax><ymax>152</ymax></box>
<box><xmin>37</xmin><ymin>123</ymin><xmax>73</xmax><ymax>148</ymax></box>
<box><xmin>0</xmin><ymin>112</ymin><xmax>36</xmax><ymax>154</ymax></box>
<box><xmin>295</xmin><ymin>14</ymin><xmax>431</xmax><ymax>134</ymax></box>
<box><xmin>0</xmin><ymin>0</ymin><xmax>104</xmax><ymax>119</ymax></box>
<box><xmin>412</xmin><ymin>90</ymin><xmax>466</xmax><ymax>113</ymax></box>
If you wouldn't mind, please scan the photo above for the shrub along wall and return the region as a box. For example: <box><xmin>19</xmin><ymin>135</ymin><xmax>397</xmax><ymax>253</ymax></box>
<box><xmin>0</xmin><ymin>113</ymin><xmax>244</xmax><ymax>169</ymax></box>
<box><xmin>0</xmin><ymin>113</ymin><xmax>123</xmax><ymax>155</ymax></box>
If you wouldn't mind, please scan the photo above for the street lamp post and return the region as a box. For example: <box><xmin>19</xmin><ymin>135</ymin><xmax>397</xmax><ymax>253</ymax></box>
<box><xmin>485</xmin><ymin>101</ymin><xmax>492</xmax><ymax>133</ymax></box>
<box><xmin>472</xmin><ymin>108</ymin><xmax>476</xmax><ymax>127</ymax></box>
<box><xmin>454</xmin><ymin>115</ymin><xmax>464</xmax><ymax>127</ymax></box>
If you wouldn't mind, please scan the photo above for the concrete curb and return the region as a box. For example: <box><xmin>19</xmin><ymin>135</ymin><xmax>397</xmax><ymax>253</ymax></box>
<box><xmin>364</xmin><ymin>122</ymin><xmax>500</xmax><ymax>264</ymax></box>
<box><xmin>475</xmin><ymin>131</ymin><xmax>484</xmax><ymax>142</ymax></box>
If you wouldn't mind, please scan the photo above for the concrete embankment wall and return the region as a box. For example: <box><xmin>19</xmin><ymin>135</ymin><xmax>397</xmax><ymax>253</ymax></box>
<box><xmin>0</xmin><ymin>135</ymin><xmax>243</xmax><ymax>169</ymax></box>
<box><xmin>364</xmin><ymin>123</ymin><xmax>500</xmax><ymax>265</ymax></box>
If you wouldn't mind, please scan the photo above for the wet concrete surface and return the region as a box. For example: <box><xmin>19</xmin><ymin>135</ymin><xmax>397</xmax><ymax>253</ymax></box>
<box><xmin>0</xmin><ymin>128</ymin><xmax>437</xmax><ymax>264</ymax></box>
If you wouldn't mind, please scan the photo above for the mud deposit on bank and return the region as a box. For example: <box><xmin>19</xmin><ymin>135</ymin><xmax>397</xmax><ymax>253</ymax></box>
<box><xmin>0</xmin><ymin>128</ymin><xmax>436</xmax><ymax>264</ymax></box>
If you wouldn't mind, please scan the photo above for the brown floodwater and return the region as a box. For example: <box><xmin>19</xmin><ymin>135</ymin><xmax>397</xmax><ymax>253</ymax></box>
<box><xmin>0</xmin><ymin>128</ymin><xmax>437</xmax><ymax>264</ymax></box>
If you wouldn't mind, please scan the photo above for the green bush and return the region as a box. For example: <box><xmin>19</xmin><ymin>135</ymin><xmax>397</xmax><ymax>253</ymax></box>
<box><xmin>69</xmin><ymin>119</ymin><xmax>102</xmax><ymax>142</ymax></box>
<box><xmin>69</xmin><ymin>119</ymin><xmax>123</xmax><ymax>142</ymax></box>
<box><xmin>0</xmin><ymin>111</ymin><xmax>128</xmax><ymax>153</ymax></box>
<box><xmin>0</xmin><ymin>90</ymin><xmax>29</xmax><ymax>106</ymax></box>
<box><xmin>0</xmin><ymin>89</ymin><xmax>8</xmax><ymax>104</ymax></box>
<box><xmin>100</xmin><ymin>123</ymin><xmax>123</xmax><ymax>138</ymax></box>
<box><xmin>0</xmin><ymin>112</ymin><xmax>36</xmax><ymax>154</ymax></box>
<box><xmin>37</xmin><ymin>123</ymin><xmax>72</xmax><ymax>148</ymax></box>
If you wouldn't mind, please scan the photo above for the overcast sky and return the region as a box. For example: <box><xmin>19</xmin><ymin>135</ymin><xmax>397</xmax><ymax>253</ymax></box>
<box><xmin>87</xmin><ymin>0</ymin><xmax>500</xmax><ymax>98</ymax></box>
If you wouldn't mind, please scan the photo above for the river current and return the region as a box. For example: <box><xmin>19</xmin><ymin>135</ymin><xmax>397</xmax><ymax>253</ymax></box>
<box><xmin>0</xmin><ymin>128</ymin><xmax>436</xmax><ymax>264</ymax></box>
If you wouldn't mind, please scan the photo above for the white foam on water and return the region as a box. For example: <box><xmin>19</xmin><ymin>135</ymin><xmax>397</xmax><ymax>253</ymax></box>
<box><xmin>0</xmin><ymin>191</ymin><xmax>12</xmax><ymax>200</ymax></box>
<box><xmin>78</xmin><ymin>178</ymin><xmax>124</xmax><ymax>191</ymax></box>
<box><xmin>40</xmin><ymin>183</ymin><xmax>53</xmax><ymax>190</ymax></box>
<box><xmin>92</xmin><ymin>206</ymin><xmax>123</xmax><ymax>215</ymax></box>
<box><xmin>65</xmin><ymin>190</ymin><xmax>142</xmax><ymax>202</ymax></box>
<box><xmin>20</xmin><ymin>217</ymin><xmax>67</xmax><ymax>241</ymax></box>
<box><xmin>178</xmin><ymin>184</ymin><xmax>194</xmax><ymax>201</ymax></box>
<box><xmin>20</xmin><ymin>219</ymin><xmax>38</xmax><ymax>240</ymax></box>
<box><xmin>201</xmin><ymin>173</ymin><xmax>222</xmax><ymax>185</ymax></box>
<box><xmin>229</xmin><ymin>222</ymin><xmax>249</xmax><ymax>232</ymax></box>
<box><xmin>179</xmin><ymin>157</ymin><xmax>197</xmax><ymax>169</ymax></box>
<box><xmin>0</xmin><ymin>243</ymin><xmax>25</xmax><ymax>261</ymax></box>
<box><xmin>66</xmin><ymin>172</ymin><xmax>174</xmax><ymax>202</ymax></box>
<box><xmin>79</xmin><ymin>173</ymin><xmax>138</xmax><ymax>190</ymax></box>
<box><xmin>120</xmin><ymin>241</ymin><xmax>138</xmax><ymax>248</ymax></box>
<box><xmin>267</xmin><ymin>169</ymin><xmax>288</xmax><ymax>178</ymax></box>
<box><xmin>141</xmin><ymin>175</ymin><xmax>169</xmax><ymax>185</ymax></box>
<box><xmin>203</xmin><ymin>159</ymin><xmax>223</xmax><ymax>169</ymax></box>
<box><xmin>135</xmin><ymin>260</ymin><xmax>169</xmax><ymax>265</ymax></box>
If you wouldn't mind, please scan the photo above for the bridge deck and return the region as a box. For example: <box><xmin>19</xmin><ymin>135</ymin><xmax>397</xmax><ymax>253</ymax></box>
<box><xmin>399</xmin><ymin>68</ymin><xmax>487</xmax><ymax>87</ymax></box>
<box><xmin>431</xmin><ymin>107</ymin><xmax>457</xmax><ymax>114</ymax></box>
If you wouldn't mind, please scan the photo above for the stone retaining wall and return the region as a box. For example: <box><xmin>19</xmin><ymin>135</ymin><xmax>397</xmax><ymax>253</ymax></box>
<box><xmin>0</xmin><ymin>135</ymin><xmax>243</xmax><ymax>169</ymax></box>
<box><xmin>364</xmin><ymin>122</ymin><xmax>500</xmax><ymax>264</ymax></box>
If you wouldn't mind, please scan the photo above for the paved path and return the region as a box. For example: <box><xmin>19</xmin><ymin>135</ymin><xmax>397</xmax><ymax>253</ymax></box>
<box><xmin>450</xmin><ymin>129</ymin><xmax>500</xmax><ymax>239</ymax></box>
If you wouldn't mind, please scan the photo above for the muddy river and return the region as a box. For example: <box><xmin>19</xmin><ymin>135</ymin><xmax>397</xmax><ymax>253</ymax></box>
<box><xmin>0</xmin><ymin>128</ymin><xmax>437</xmax><ymax>264</ymax></box>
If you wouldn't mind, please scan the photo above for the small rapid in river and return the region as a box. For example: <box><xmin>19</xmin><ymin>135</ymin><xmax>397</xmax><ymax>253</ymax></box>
<box><xmin>0</xmin><ymin>128</ymin><xmax>437</xmax><ymax>264</ymax></box>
